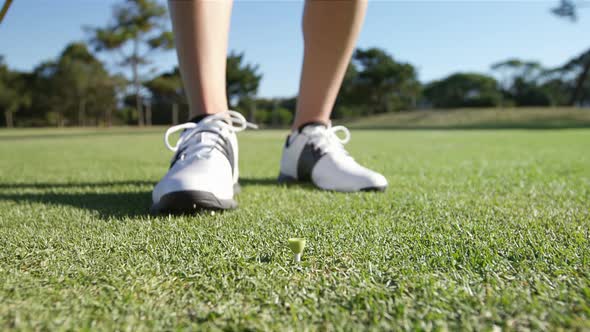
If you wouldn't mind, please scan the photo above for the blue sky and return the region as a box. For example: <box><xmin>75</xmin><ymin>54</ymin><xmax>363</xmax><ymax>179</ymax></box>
<box><xmin>1</xmin><ymin>1</ymin><xmax>589</xmax><ymax>98</ymax></box>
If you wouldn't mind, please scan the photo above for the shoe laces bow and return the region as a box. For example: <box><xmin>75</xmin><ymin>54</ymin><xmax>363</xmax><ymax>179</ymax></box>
<box><xmin>311</xmin><ymin>124</ymin><xmax>351</xmax><ymax>154</ymax></box>
<box><xmin>164</xmin><ymin>110</ymin><xmax>257</xmax><ymax>152</ymax></box>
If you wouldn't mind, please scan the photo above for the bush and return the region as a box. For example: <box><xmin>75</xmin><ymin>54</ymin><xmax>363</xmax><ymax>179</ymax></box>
<box><xmin>424</xmin><ymin>73</ymin><xmax>502</xmax><ymax>108</ymax></box>
<box><xmin>274</xmin><ymin>108</ymin><xmax>293</xmax><ymax>126</ymax></box>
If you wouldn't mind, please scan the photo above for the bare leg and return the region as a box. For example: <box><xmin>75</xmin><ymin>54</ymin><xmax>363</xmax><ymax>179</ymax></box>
<box><xmin>168</xmin><ymin>0</ymin><xmax>233</xmax><ymax>117</ymax></box>
<box><xmin>292</xmin><ymin>0</ymin><xmax>368</xmax><ymax>129</ymax></box>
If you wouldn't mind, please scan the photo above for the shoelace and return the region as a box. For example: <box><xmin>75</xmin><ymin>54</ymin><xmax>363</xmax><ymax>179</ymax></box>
<box><xmin>164</xmin><ymin>110</ymin><xmax>257</xmax><ymax>153</ymax></box>
<box><xmin>309</xmin><ymin>124</ymin><xmax>351</xmax><ymax>155</ymax></box>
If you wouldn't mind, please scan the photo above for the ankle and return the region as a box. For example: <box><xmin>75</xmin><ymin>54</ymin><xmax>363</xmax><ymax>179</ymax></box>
<box><xmin>293</xmin><ymin>121</ymin><xmax>329</xmax><ymax>133</ymax></box>
<box><xmin>291</xmin><ymin>119</ymin><xmax>330</xmax><ymax>132</ymax></box>
<box><xmin>189</xmin><ymin>109</ymin><xmax>229</xmax><ymax>123</ymax></box>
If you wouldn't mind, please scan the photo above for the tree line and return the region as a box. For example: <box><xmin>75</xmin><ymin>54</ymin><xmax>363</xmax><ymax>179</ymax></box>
<box><xmin>1</xmin><ymin>0</ymin><xmax>588</xmax><ymax>128</ymax></box>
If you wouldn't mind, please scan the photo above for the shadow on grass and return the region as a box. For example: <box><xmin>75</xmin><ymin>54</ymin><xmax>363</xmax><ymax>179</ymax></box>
<box><xmin>0</xmin><ymin>180</ymin><xmax>155</xmax><ymax>189</ymax></box>
<box><xmin>240</xmin><ymin>177</ymin><xmax>317</xmax><ymax>190</ymax></box>
<box><xmin>0</xmin><ymin>191</ymin><xmax>151</xmax><ymax>219</ymax></box>
<box><xmin>0</xmin><ymin>177</ymin><xmax>289</xmax><ymax>219</ymax></box>
<box><xmin>239</xmin><ymin>177</ymin><xmax>278</xmax><ymax>187</ymax></box>
<box><xmin>0</xmin><ymin>178</ymin><xmax>281</xmax><ymax>190</ymax></box>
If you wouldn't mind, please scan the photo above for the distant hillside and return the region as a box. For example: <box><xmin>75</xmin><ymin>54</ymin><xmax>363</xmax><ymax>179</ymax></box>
<box><xmin>344</xmin><ymin>107</ymin><xmax>590</xmax><ymax>130</ymax></box>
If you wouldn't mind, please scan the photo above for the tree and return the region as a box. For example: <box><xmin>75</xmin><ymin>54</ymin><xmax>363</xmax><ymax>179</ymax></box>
<box><xmin>60</xmin><ymin>43</ymin><xmax>119</xmax><ymax>126</ymax></box>
<box><xmin>424</xmin><ymin>73</ymin><xmax>502</xmax><ymax>108</ymax></box>
<box><xmin>88</xmin><ymin>0</ymin><xmax>174</xmax><ymax>126</ymax></box>
<box><xmin>32</xmin><ymin>43</ymin><xmax>119</xmax><ymax>126</ymax></box>
<box><xmin>337</xmin><ymin>48</ymin><xmax>420</xmax><ymax>117</ymax></box>
<box><xmin>145</xmin><ymin>67</ymin><xmax>186</xmax><ymax>124</ymax></box>
<box><xmin>490</xmin><ymin>59</ymin><xmax>563</xmax><ymax>106</ymax></box>
<box><xmin>32</xmin><ymin>61</ymin><xmax>68</xmax><ymax>126</ymax></box>
<box><xmin>89</xmin><ymin>72</ymin><xmax>127</xmax><ymax>127</ymax></box>
<box><xmin>0</xmin><ymin>59</ymin><xmax>31</xmax><ymax>128</ymax></box>
<box><xmin>540</xmin><ymin>77</ymin><xmax>572</xmax><ymax>106</ymax></box>
<box><xmin>491</xmin><ymin>59</ymin><xmax>544</xmax><ymax>90</ymax></box>
<box><xmin>146</xmin><ymin>52</ymin><xmax>262</xmax><ymax>124</ymax></box>
<box><xmin>552</xmin><ymin>1</ymin><xmax>590</xmax><ymax>105</ymax></box>
<box><xmin>227</xmin><ymin>52</ymin><xmax>262</xmax><ymax>121</ymax></box>
<box><xmin>557</xmin><ymin>49</ymin><xmax>590</xmax><ymax>105</ymax></box>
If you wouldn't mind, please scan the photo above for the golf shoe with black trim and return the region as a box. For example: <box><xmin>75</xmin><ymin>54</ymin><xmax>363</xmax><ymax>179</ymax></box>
<box><xmin>151</xmin><ymin>110</ymin><xmax>256</xmax><ymax>214</ymax></box>
<box><xmin>278</xmin><ymin>122</ymin><xmax>388</xmax><ymax>192</ymax></box>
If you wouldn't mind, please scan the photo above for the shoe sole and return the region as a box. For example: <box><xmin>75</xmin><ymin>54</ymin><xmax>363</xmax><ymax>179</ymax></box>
<box><xmin>277</xmin><ymin>173</ymin><xmax>298</xmax><ymax>184</ymax></box>
<box><xmin>359</xmin><ymin>186</ymin><xmax>387</xmax><ymax>192</ymax></box>
<box><xmin>150</xmin><ymin>190</ymin><xmax>238</xmax><ymax>215</ymax></box>
<box><xmin>278</xmin><ymin>173</ymin><xmax>387</xmax><ymax>192</ymax></box>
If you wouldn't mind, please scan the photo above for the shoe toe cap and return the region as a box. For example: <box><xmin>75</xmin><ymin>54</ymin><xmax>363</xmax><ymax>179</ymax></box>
<box><xmin>361</xmin><ymin>171</ymin><xmax>388</xmax><ymax>191</ymax></box>
<box><xmin>152</xmin><ymin>158</ymin><xmax>235</xmax><ymax>203</ymax></box>
<box><xmin>312</xmin><ymin>156</ymin><xmax>388</xmax><ymax>192</ymax></box>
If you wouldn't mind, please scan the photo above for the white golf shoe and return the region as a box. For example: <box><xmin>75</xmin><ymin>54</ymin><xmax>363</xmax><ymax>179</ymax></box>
<box><xmin>278</xmin><ymin>122</ymin><xmax>388</xmax><ymax>192</ymax></box>
<box><xmin>151</xmin><ymin>111</ymin><xmax>256</xmax><ymax>214</ymax></box>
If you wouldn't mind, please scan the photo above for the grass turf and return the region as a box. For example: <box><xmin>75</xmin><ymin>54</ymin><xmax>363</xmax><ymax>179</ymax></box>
<box><xmin>0</xmin><ymin>127</ymin><xmax>589</xmax><ymax>330</ymax></box>
<box><xmin>346</xmin><ymin>107</ymin><xmax>590</xmax><ymax>130</ymax></box>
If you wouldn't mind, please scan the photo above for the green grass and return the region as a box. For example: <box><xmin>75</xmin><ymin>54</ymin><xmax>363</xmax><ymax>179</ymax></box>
<box><xmin>346</xmin><ymin>107</ymin><xmax>590</xmax><ymax>130</ymax></box>
<box><xmin>0</xmin><ymin>126</ymin><xmax>589</xmax><ymax>330</ymax></box>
